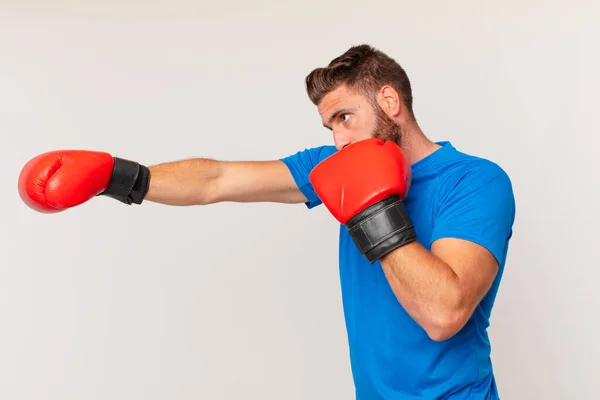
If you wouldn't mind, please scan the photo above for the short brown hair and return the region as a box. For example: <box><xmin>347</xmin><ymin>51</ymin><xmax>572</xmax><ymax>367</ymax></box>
<box><xmin>305</xmin><ymin>44</ymin><xmax>414</xmax><ymax>118</ymax></box>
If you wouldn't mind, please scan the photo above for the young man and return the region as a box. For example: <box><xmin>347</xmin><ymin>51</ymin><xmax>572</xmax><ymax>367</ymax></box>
<box><xmin>18</xmin><ymin>45</ymin><xmax>516</xmax><ymax>399</ymax></box>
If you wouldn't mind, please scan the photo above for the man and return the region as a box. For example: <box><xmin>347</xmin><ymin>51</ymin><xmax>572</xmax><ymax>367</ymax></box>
<box><xmin>18</xmin><ymin>45</ymin><xmax>516</xmax><ymax>399</ymax></box>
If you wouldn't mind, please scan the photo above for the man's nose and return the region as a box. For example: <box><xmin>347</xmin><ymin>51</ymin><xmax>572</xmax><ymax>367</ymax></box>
<box><xmin>334</xmin><ymin>131</ymin><xmax>351</xmax><ymax>151</ymax></box>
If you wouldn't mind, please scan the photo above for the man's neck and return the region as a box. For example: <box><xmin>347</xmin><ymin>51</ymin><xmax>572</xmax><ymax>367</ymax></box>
<box><xmin>400</xmin><ymin>125</ymin><xmax>442</xmax><ymax>165</ymax></box>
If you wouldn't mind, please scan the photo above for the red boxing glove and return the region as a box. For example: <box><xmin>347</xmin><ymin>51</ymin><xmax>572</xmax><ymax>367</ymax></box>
<box><xmin>309</xmin><ymin>138</ymin><xmax>416</xmax><ymax>262</ymax></box>
<box><xmin>18</xmin><ymin>150</ymin><xmax>150</xmax><ymax>213</ymax></box>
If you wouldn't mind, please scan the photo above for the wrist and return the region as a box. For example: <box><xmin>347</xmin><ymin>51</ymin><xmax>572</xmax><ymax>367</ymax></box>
<box><xmin>101</xmin><ymin>157</ymin><xmax>150</xmax><ymax>205</ymax></box>
<box><xmin>346</xmin><ymin>195</ymin><xmax>417</xmax><ymax>263</ymax></box>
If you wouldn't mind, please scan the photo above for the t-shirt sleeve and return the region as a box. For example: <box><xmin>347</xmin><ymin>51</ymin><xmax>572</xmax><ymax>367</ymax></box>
<box><xmin>279</xmin><ymin>145</ymin><xmax>337</xmax><ymax>209</ymax></box>
<box><xmin>430</xmin><ymin>161</ymin><xmax>516</xmax><ymax>266</ymax></box>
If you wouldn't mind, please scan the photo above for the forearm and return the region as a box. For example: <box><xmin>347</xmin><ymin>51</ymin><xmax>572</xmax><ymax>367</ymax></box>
<box><xmin>379</xmin><ymin>242</ymin><xmax>466</xmax><ymax>341</ymax></box>
<box><xmin>144</xmin><ymin>158</ymin><xmax>222</xmax><ymax>206</ymax></box>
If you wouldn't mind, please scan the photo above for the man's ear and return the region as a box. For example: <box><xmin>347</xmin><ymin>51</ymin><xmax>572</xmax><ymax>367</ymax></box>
<box><xmin>377</xmin><ymin>85</ymin><xmax>402</xmax><ymax>118</ymax></box>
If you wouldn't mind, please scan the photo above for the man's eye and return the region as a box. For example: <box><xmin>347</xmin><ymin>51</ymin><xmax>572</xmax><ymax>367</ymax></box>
<box><xmin>341</xmin><ymin>114</ymin><xmax>350</xmax><ymax>122</ymax></box>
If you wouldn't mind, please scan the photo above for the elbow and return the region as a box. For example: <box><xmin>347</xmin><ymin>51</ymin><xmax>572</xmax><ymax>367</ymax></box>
<box><xmin>424</xmin><ymin>308</ymin><xmax>471</xmax><ymax>342</ymax></box>
<box><xmin>192</xmin><ymin>177</ymin><xmax>221</xmax><ymax>205</ymax></box>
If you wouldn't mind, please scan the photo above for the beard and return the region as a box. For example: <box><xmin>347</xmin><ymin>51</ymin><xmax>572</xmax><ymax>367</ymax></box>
<box><xmin>371</xmin><ymin>104</ymin><xmax>403</xmax><ymax>147</ymax></box>
<box><xmin>370</xmin><ymin>103</ymin><xmax>413</xmax><ymax>192</ymax></box>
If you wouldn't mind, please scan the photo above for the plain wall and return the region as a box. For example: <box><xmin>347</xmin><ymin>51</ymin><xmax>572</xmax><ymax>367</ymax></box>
<box><xmin>1</xmin><ymin>1</ymin><xmax>599</xmax><ymax>399</ymax></box>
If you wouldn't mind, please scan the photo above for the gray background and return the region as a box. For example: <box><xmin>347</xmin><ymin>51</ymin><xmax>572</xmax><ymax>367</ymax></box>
<box><xmin>1</xmin><ymin>1</ymin><xmax>598</xmax><ymax>399</ymax></box>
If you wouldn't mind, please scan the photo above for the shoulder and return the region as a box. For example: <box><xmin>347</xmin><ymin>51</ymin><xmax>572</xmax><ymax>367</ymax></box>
<box><xmin>278</xmin><ymin>144</ymin><xmax>337</xmax><ymax>209</ymax></box>
<box><xmin>427</xmin><ymin>145</ymin><xmax>516</xmax><ymax>264</ymax></box>
<box><xmin>279</xmin><ymin>144</ymin><xmax>337</xmax><ymax>181</ymax></box>
<box><xmin>280</xmin><ymin>145</ymin><xmax>337</xmax><ymax>169</ymax></box>
<box><xmin>432</xmin><ymin>146</ymin><xmax>514</xmax><ymax>205</ymax></box>
<box><xmin>427</xmin><ymin>143</ymin><xmax>516</xmax><ymax>233</ymax></box>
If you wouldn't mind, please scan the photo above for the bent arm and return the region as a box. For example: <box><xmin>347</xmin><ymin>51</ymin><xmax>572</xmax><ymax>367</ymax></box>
<box><xmin>144</xmin><ymin>158</ymin><xmax>307</xmax><ymax>206</ymax></box>
<box><xmin>380</xmin><ymin>167</ymin><xmax>515</xmax><ymax>341</ymax></box>
<box><xmin>379</xmin><ymin>239</ymin><xmax>498</xmax><ymax>341</ymax></box>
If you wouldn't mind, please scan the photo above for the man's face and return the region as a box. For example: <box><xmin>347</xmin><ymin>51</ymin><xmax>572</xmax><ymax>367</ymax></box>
<box><xmin>318</xmin><ymin>85</ymin><xmax>401</xmax><ymax>151</ymax></box>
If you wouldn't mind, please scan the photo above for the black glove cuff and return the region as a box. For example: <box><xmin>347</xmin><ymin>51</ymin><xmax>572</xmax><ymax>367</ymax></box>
<box><xmin>346</xmin><ymin>196</ymin><xmax>417</xmax><ymax>263</ymax></box>
<box><xmin>101</xmin><ymin>157</ymin><xmax>150</xmax><ymax>205</ymax></box>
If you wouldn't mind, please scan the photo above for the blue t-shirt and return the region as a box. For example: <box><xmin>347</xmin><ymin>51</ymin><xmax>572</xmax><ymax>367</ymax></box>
<box><xmin>280</xmin><ymin>141</ymin><xmax>516</xmax><ymax>400</ymax></box>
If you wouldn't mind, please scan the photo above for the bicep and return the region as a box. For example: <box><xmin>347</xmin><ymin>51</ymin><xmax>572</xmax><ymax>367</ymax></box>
<box><xmin>431</xmin><ymin>238</ymin><xmax>498</xmax><ymax>307</ymax></box>
<box><xmin>429</xmin><ymin>163</ymin><xmax>516</xmax><ymax>306</ymax></box>
<box><xmin>212</xmin><ymin>160</ymin><xmax>308</xmax><ymax>204</ymax></box>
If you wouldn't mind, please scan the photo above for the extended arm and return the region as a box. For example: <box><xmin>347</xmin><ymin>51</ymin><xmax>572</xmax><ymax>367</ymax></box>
<box><xmin>18</xmin><ymin>150</ymin><xmax>307</xmax><ymax>213</ymax></box>
<box><xmin>145</xmin><ymin>158</ymin><xmax>307</xmax><ymax>206</ymax></box>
